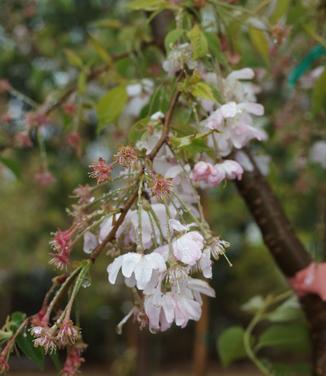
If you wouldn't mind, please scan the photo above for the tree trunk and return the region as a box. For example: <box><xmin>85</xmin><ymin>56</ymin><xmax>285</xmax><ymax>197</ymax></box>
<box><xmin>193</xmin><ymin>296</ymin><xmax>209</xmax><ymax>376</ymax></box>
<box><xmin>235</xmin><ymin>150</ymin><xmax>326</xmax><ymax>376</ymax></box>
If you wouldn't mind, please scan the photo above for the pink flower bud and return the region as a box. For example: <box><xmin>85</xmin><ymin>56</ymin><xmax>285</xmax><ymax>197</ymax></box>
<box><xmin>214</xmin><ymin>160</ymin><xmax>243</xmax><ymax>180</ymax></box>
<box><xmin>89</xmin><ymin>158</ymin><xmax>112</xmax><ymax>184</ymax></box>
<box><xmin>191</xmin><ymin>161</ymin><xmax>224</xmax><ymax>187</ymax></box>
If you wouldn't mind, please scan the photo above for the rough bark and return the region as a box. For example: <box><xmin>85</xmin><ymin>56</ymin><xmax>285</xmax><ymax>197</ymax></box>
<box><xmin>235</xmin><ymin>150</ymin><xmax>326</xmax><ymax>376</ymax></box>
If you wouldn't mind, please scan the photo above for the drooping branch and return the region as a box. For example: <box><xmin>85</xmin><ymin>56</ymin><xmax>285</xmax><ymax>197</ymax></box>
<box><xmin>234</xmin><ymin>150</ymin><xmax>311</xmax><ymax>277</ymax></box>
<box><xmin>90</xmin><ymin>89</ymin><xmax>181</xmax><ymax>262</ymax></box>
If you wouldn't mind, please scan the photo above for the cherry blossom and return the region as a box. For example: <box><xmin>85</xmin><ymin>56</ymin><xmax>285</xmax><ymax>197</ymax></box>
<box><xmin>83</xmin><ymin>231</ymin><xmax>98</xmax><ymax>254</ymax></box>
<box><xmin>143</xmin><ymin>277</ymin><xmax>215</xmax><ymax>332</ymax></box>
<box><xmin>99</xmin><ymin>204</ymin><xmax>177</xmax><ymax>249</ymax></box>
<box><xmin>89</xmin><ymin>157</ymin><xmax>112</xmax><ymax>184</ymax></box>
<box><xmin>309</xmin><ymin>141</ymin><xmax>326</xmax><ymax>169</ymax></box>
<box><xmin>191</xmin><ymin>161</ymin><xmax>224</xmax><ymax>187</ymax></box>
<box><xmin>125</xmin><ymin>79</ymin><xmax>154</xmax><ymax>117</ymax></box>
<box><xmin>162</xmin><ymin>43</ymin><xmax>197</xmax><ymax>76</ymax></box>
<box><xmin>214</xmin><ymin>160</ymin><xmax>243</xmax><ymax>180</ymax></box>
<box><xmin>107</xmin><ymin>252</ymin><xmax>167</xmax><ymax>290</ymax></box>
<box><xmin>173</xmin><ymin>231</ymin><xmax>205</xmax><ymax>266</ymax></box>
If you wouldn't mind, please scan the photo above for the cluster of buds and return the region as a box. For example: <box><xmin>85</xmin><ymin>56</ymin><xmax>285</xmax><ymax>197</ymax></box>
<box><xmin>14</xmin><ymin>131</ymin><xmax>33</xmax><ymax>148</ymax></box>
<box><xmin>66</xmin><ymin>131</ymin><xmax>81</xmax><ymax>152</ymax></box>
<box><xmin>88</xmin><ymin>157</ymin><xmax>112</xmax><ymax>184</ymax></box>
<box><xmin>49</xmin><ymin>227</ymin><xmax>76</xmax><ymax>270</ymax></box>
<box><xmin>114</xmin><ymin>145</ymin><xmax>138</xmax><ymax>168</ymax></box>
<box><xmin>62</xmin><ymin>103</ymin><xmax>77</xmax><ymax>116</ymax></box>
<box><xmin>150</xmin><ymin>174</ymin><xmax>173</xmax><ymax>200</ymax></box>
<box><xmin>60</xmin><ymin>345</ymin><xmax>85</xmax><ymax>376</ymax></box>
<box><xmin>31</xmin><ymin>319</ymin><xmax>81</xmax><ymax>354</ymax></box>
<box><xmin>25</xmin><ymin>111</ymin><xmax>49</xmax><ymax>128</ymax></box>
<box><xmin>34</xmin><ymin>169</ymin><xmax>56</xmax><ymax>188</ymax></box>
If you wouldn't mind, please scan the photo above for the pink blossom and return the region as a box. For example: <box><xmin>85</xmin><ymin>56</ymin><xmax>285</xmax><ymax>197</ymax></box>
<box><xmin>143</xmin><ymin>278</ymin><xmax>215</xmax><ymax>332</ymax></box>
<box><xmin>63</xmin><ymin>103</ymin><xmax>77</xmax><ymax>116</ymax></box>
<box><xmin>25</xmin><ymin>112</ymin><xmax>49</xmax><ymax>128</ymax></box>
<box><xmin>66</xmin><ymin>131</ymin><xmax>81</xmax><ymax>150</ymax></box>
<box><xmin>32</xmin><ymin>326</ymin><xmax>57</xmax><ymax>354</ymax></box>
<box><xmin>114</xmin><ymin>145</ymin><xmax>138</xmax><ymax>167</ymax></box>
<box><xmin>191</xmin><ymin>161</ymin><xmax>224</xmax><ymax>187</ymax></box>
<box><xmin>198</xmin><ymin>249</ymin><xmax>212</xmax><ymax>278</ymax></box>
<box><xmin>173</xmin><ymin>231</ymin><xmax>204</xmax><ymax>266</ymax></box>
<box><xmin>60</xmin><ymin>346</ymin><xmax>85</xmax><ymax>376</ymax></box>
<box><xmin>57</xmin><ymin>320</ymin><xmax>81</xmax><ymax>347</ymax></box>
<box><xmin>49</xmin><ymin>227</ymin><xmax>75</xmax><ymax>270</ymax></box>
<box><xmin>34</xmin><ymin>169</ymin><xmax>56</xmax><ymax>187</ymax></box>
<box><xmin>89</xmin><ymin>157</ymin><xmax>112</xmax><ymax>184</ymax></box>
<box><xmin>151</xmin><ymin>174</ymin><xmax>173</xmax><ymax>200</ymax></box>
<box><xmin>214</xmin><ymin>160</ymin><xmax>243</xmax><ymax>180</ymax></box>
<box><xmin>14</xmin><ymin>131</ymin><xmax>33</xmax><ymax>148</ymax></box>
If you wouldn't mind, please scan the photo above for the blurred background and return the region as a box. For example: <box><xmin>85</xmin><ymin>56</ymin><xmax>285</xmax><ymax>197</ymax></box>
<box><xmin>0</xmin><ymin>0</ymin><xmax>325</xmax><ymax>374</ymax></box>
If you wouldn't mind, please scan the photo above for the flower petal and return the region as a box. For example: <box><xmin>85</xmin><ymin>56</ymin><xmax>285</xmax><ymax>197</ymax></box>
<box><xmin>121</xmin><ymin>252</ymin><xmax>141</xmax><ymax>278</ymax></box>
<box><xmin>107</xmin><ymin>256</ymin><xmax>123</xmax><ymax>284</ymax></box>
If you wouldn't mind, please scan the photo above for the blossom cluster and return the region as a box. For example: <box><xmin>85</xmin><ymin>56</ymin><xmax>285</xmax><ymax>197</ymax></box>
<box><xmin>46</xmin><ymin>43</ymin><xmax>268</xmax><ymax>336</ymax></box>
<box><xmin>80</xmin><ymin>141</ymin><xmax>230</xmax><ymax>332</ymax></box>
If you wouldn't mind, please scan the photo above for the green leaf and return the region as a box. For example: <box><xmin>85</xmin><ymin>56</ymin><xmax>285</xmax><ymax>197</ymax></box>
<box><xmin>10</xmin><ymin>312</ymin><xmax>26</xmax><ymax>329</ymax></box>
<box><xmin>94</xmin><ymin>19</ymin><xmax>122</xmax><ymax>29</ymax></box>
<box><xmin>171</xmin><ymin>131</ymin><xmax>212</xmax><ymax>150</ymax></box>
<box><xmin>267</xmin><ymin>296</ymin><xmax>304</xmax><ymax>322</ymax></box>
<box><xmin>0</xmin><ymin>330</ymin><xmax>12</xmax><ymax>341</ymax></box>
<box><xmin>89</xmin><ymin>36</ymin><xmax>111</xmax><ymax>63</ymax></box>
<box><xmin>187</xmin><ymin>25</ymin><xmax>208</xmax><ymax>59</ymax></box>
<box><xmin>0</xmin><ymin>157</ymin><xmax>21</xmax><ymax>179</ymax></box>
<box><xmin>164</xmin><ymin>29</ymin><xmax>184</xmax><ymax>51</ymax></box>
<box><xmin>269</xmin><ymin>362</ymin><xmax>311</xmax><ymax>375</ymax></box>
<box><xmin>144</xmin><ymin>86</ymin><xmax>170</xmax><ymax>116</ymax></box>
<box><xmin>217</xmin><ymin>326</ymin><xmax>247</xmax><ymax>366</ymax></box>
<box><xmin>77</xmin><ymin>71</ymin><xmax>87</xmax><ymax>95</ymax></box>
<box><xmin>16</xmin><ymin>330</ymin><xmax>45</xmax><ymax>369</ymax></box>
<box><xmin>64</xmin><ymin>49</ymin><xmax>83</xmax><ymax>68</ymax></box>
<box><xmin>128</xmin><ymin>0</ymin><xmax>168</xmax><ymax>11</ymax></box>
<box><xmin>96</xmin><ymin>85</ymin><xmax>128</xmax><ymax>130</ymax></box>
<box><xmin>312</xmin><ymin>69</ymin><xmax>326</xmax><ymax>114</ymax></box>
<box><xmin>191</xmin><ymin>82</ymin><xmax>216</xmax><ymax>101</ymax></box>
<box><xmin>270</xmin><ymin>0</ymin><xmax>291</xmax><ymax>23</ymax></box>
<box><xmin>181</xmin><ymin>138</ymin><xmax>211</xmax><ymax>157</ymax></box>
<box><xmin>129</xmin><ymin>118</ymin><xmax>149</xmax><ymax>143</ymax></box>
<box><xmin>248</xmin><ymin>27</ymin><xmax>269</xmax><ymax>65</ymax></box>
<box><xmin>204</xmin><ymin>32</ymin><xmax>227</xmax><ymax>65</ymax></box>
<box><xmin>50</xmin><ymin>351</ymin><xmax>62</xmax><ymax>371</ymax></box>
<box><xmin>241</xmin><ymin>295</ymin><xmax>265</xmax><ymax>313</ymax></box>
<box><xmin>257</xmin><ymin>323</ymin><xmax>310</xmax><ymax>353</ymax></box>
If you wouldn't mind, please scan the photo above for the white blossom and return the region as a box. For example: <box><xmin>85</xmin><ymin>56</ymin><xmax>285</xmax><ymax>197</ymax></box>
<box><xmin>107</xmin><ymin>252</ymin><xmax>166</xmax><ymax>290</ymax></box>
<box><xmin>173</xmin><ymin>231</ymin><xmax>204</xmax><ymax>266</ymax></box>
<box><xmin>309</xmin><ymin>141</ymin><xmax>326</xmax><ymax>169</ymax></box>
<box><xmin>83</xmin><ymin>231</ymin><xmax>98</xmax><ymax>254</ymax></box>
